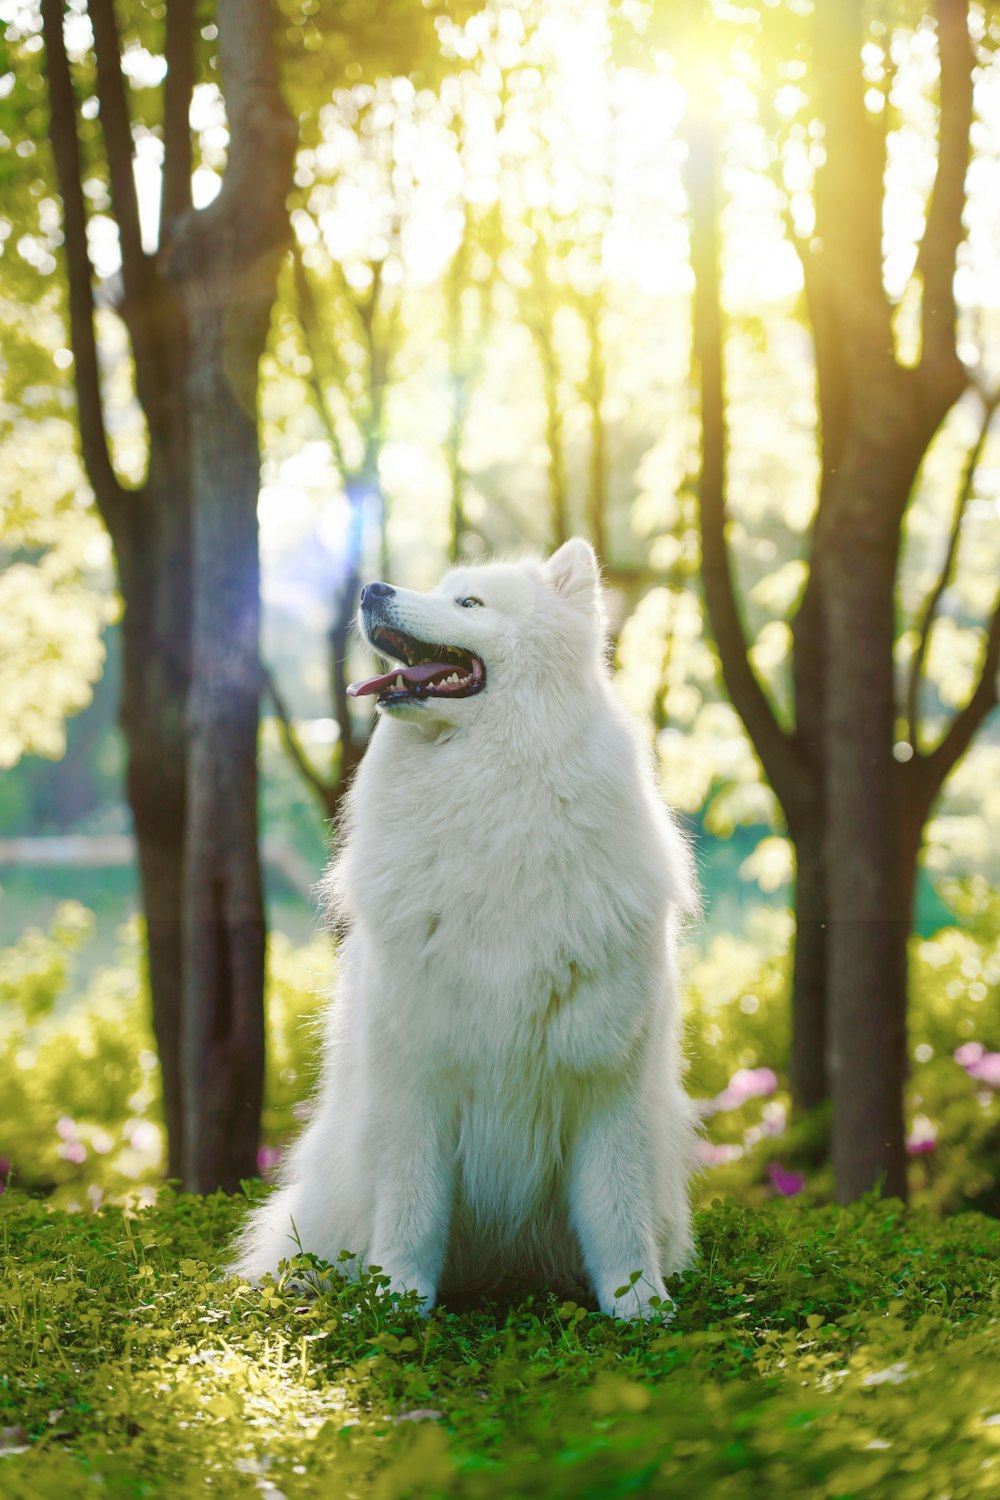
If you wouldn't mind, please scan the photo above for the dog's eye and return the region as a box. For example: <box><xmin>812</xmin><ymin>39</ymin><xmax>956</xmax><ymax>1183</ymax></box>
<box><xmin>457</xmin><ymin>596</ymin><xmax>484</xmax><ymax>608</ymax></box>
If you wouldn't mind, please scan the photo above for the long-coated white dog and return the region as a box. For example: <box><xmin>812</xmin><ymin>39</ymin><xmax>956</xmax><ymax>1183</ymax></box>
<box><xmin>234</xmin><ymin>539</ymin><xmax>697</xmax><ymax>1318</ymax></box>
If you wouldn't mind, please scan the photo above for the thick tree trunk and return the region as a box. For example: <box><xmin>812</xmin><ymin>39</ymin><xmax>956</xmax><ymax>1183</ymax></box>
<box><xmin>120</xmin><ymin>558</ymin><xmax>190</xmax><ymax>1181</ymax></box>
<box><xmin>822</xmin><ymin>606</ymin><xmax>908</xmax><ymax>1198</ymax></box>
<box><xmin>115</xmin><ymin>309</ymin><xmax>193</xmax><ymax>1181</ymax></box>
<box><xmin>818</xmin><ymin>427</ymin><xmax>920</xmax><ymax>1202</ymax></box>
<box><xmin>180</xmin><ymin>308</ymin><xmax>268</xmax><ymax>1191</ymax></box>
<box><xmin>166</xmin><ymin>0</ymin><xmax>295</xmax><ymax>1191</ymax></box>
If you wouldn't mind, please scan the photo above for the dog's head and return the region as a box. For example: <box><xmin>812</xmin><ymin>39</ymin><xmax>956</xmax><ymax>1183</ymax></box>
<box><xmin>349</xmin><ymin>539</ymin><xmax>604</xmax><ymax>730</ymax></box>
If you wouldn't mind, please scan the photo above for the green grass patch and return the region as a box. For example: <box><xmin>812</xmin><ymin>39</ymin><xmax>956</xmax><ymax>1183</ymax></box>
<box><xmin>1</xmin><ymin>1191</ymin><xmax>998</xmax><ymax>1497</ymax></box>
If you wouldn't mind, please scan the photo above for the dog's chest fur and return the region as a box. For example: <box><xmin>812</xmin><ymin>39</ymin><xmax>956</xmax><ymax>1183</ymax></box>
<box><xmin>338</xmin><ymin>721</ymin><xmax>663</xmax><ymax>1065</ymax></box>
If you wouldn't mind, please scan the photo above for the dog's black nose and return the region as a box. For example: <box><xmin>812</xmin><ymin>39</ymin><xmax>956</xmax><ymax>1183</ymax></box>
<box><xmin>360</xmin><ymin>581</ymin><xmax>394</xmax><ymax>607</ymax></box>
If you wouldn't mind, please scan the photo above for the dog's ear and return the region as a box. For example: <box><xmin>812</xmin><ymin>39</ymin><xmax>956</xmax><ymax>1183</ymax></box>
<box><xmin>546</xmin><ymin>538</ymin><xmax>599</xmax><ymax>613</ymax></box>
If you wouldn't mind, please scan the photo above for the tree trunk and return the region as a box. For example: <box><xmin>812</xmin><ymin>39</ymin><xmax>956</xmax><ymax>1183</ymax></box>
<box><xmin>818</xmin><ymin>429</ymin><xmax>920</xmax><ymax>1203</ymax></box>
<box><xmin>788</xmin><ymin>830</ymin><xmax>827</xmax><ymax>1114</ymax></box>
<box><xmin>114</xmin><ymin>262</ymin><xmax>193</xmax><ymax>1165</ymax></box>
<box><xmin>680</xmin><ymin>0</ymin><xmax>989</xmax><ymax>1202</ymax></box>
<box><xmin>40</xmin><ymin>0</ymin><xmax>196</xmax><ymax>1179</ymax></box>
<box><xmin>117</xmin><ymin>475</ymin><xmax>192</xmax><ymax>1180</ymax></box>
<box><xmin>180</xmin><ymin>309</ymin><xmax>268</xmax><ymax>1191</ymax></box>
<box><xmin>787</xmin><ymin>568</ymin><xmax>827</xmax><ymax>1112</ymax></box>
<box><xmin>166</xmin><ymin>0</ymin><xmax>295</xmax><ymax>1192</ymax></box>
<box><xmin>686</xmin><ymin>110</ymin><xmax>829</xmax><ymax>1118</ymax></box>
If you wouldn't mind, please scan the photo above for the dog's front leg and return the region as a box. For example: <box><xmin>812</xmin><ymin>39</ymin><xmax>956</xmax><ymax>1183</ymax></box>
<box><xmin>369</xmin><ymin>1091</ymin><xmax>454</xmax><ymax>1312</ymax></box>
<box><xmin>568</xmin><ymin>1090</ymin><xmax>671</xmax><ymax>1321</ymax></box>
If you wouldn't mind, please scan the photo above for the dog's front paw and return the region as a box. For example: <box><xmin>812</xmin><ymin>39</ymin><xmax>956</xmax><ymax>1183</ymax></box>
<box><xmin>604</xmin><ymin>1273</ymin><xmax>675</xmax><ymax>1324</ymax></box>
<box><xmin>371</xmin><ymin>1259</ymin><xmax>438</xmax><ymax>1316</ymax></box>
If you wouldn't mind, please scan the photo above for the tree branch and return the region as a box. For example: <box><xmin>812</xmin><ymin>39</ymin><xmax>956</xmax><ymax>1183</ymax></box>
<box><xmin>161</xmin><ymin>0</ymin><xmax>196</xmax><ymax>233</ymax></box>
<box><xmin>327</xmin><ymin>490</ymin><xmax>366</xmax><ymax>782</ymax></box>
<box><xmin>685</xmin><ymin>116</ymin><xmax>799</xmax><ymax>804</ymax></box>
<box><xmin>291</xmin><ymin>243</ymin><xmax>350</xmax><ymax>476</ymax></box>
<box><xmin>291</xmin><ymin>247</ymin><xmax>379</xmax><ymax>777</ymax></box>
<box><xmin>40</xmin><ymin>0</ymin><xmax>128</xmax><ymax>534</ymax></box>
<box><xmin>88</xmin><ymin>0</ymin><xmax>146</xmax><ymax>298</ymax></box>
<box><xmin>171</xmin><ymin>0</ymin><xmax>296</xmax><ymax>277</ymax></box>
<box><xmin>89</xmin><ymin>0</ymin><xmax>173</xmax><ymax>428</ymax></box>
<box><xmin>261</xmin><ymin>664</ymin><xmax>338</xmax><ymax>818</ymax></box>
<box><xmin>525</xmin><ymin>230</ymin><xmax>568</xmax><ymax>550</ymax></box>
<box><xmin>915</xmin><ymin>0</ymin><xmax>973</xmax><ymax>407</ymax></box>
<box><xmin>810</xmin><ymin>0</ymin><xmax>893</xmax><ymax>365</ymax></box>
<box><xmin>915</xmin><ymin>588</ymin><xmax>1000</xmax><ymax>810</ymax></box>
<box><xmin>445</xmin><ymin>228</ymin><xmax>471</xmax><ymax>563</ymax></box>
<box><xmin>761</xmin><ymin>123</ymin><xmax>852</xmax><ymax>488</ymax></box>
<box><xmin>578</xmin><ymin>287</ymin><xmax>609</xmax><ymax>564</ymax></box>
<box><xmin>906</xmin><ymin>393</ymin><xmax>997</xmax><ymax>747</ymax></box>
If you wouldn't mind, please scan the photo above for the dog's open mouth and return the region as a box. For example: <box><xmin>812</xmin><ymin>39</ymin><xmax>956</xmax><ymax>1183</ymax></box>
<box><xmin>347</xmin><ymin>626</ymin><xmax>486</xmax><ymax>705</ymax></box>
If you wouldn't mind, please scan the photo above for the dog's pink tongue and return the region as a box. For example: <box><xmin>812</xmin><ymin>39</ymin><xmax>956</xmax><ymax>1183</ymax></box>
<box><xmin>347</xmin><ymin>660</ymin><xmax>453</xmax><ymax>698</ymax></box>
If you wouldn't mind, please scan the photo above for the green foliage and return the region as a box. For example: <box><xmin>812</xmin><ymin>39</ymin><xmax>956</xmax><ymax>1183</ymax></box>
<box><xmin>4</xmin><ymin>899</ymin><xmax>999</xmax><ymax>1214</ymax></box>
<box><xmin>0</xmin><ymin>905</ymin><xmax>161</xmax><ymax>1204</ymax></box>
<box><xmin>0</xmin><ymin>908</ymin><xmax>331</xmax><ymax>1203</ymax></box>
<box><xmin>678</xmin><ymin>897</ymin><xmax>1000</xmax><ymax>1212</ymax></box>
<box><xmin>0</xmin><ymin>1191</ymin><xmax>997</xmax><ymax>1496</ymax></box>
<box><xmin>0</xmin><ymin>439</ymin><xmax>116</xmax><ymax>769</ymax></box>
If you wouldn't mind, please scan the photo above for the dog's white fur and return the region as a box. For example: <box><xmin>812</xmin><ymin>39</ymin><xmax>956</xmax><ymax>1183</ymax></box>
<box><xmin>234</xmin><ymin>539</ymin><xmax>697</xmax><ymax>1317</ymax></box>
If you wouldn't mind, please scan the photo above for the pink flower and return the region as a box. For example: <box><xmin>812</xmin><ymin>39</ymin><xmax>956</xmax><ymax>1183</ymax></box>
<box><xmin>954</xmin><ymin>1042</ymin><xmax>985</xmax><ymax>1069</ymax></box>
<box><xmin>711</xmin><ymin>1067</ymin><xmax>778</xmax><ymax>1114</ymax></box>
<box><xmin>906</xmin><ymin>1114</ymin><xmax>938</xmax><ymax>1154</ymax></box>
<box><xmin>965</xmin><ymin>1052</ymin><xmax>1000</xmax><ymax>1088</ymax></box>
<box><xmin>767</xmin><ymin>1161</ymin><xmax>804</xmax><ymax>1197</ymax></box>
<box><xmin>257</xmin><ymin>1145</ymin><xmax>282</xmax><ymax>1176</ymax></box>
<box><xmin>56</xmin><ymin>1117</ymin><xmax>77</xmax><ymax>1141</ymax></box>
<box><xmin>128</xmin><ymin>1121</ymin><xmax>159</xmax><ymax>1154</ymax></box>
<box><xmin>695</xmin><ymin>1140</ymin><xmax>743</xmax><ymax>1166</ymax></box>
<box><xmin>58</xmin><ymin>1142</ymin><xmax>87</xmax><ymax>1165</ymax></box>
<box><xmin>906</xmin><ymin>1136</ymin><xmax>937</xmax><ymax>1155</ymax></box>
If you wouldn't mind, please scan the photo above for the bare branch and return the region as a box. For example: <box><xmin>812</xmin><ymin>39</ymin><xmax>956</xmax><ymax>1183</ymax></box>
<box><xmin>906</xmin><ymin>394</ymin><xmax>998</xmax><ymax>747</ymax></box>
<box><xmin>915</xmin><ymin>0</ymin><xmax>973</xmax><ymax>405</ymax></box>
<box><xmin>214</xmin><ymin>0</ymin><xmax>297</xmax><ymax>260</ymax></box>
<box><xmin>165</xmin><ymin>0</ymin><xmax>295</xmax><ymax>287</ymax></box>
<box><xmin>40</xmin><ymin>0</ymin><xmax>128</xmax><ymax>533</ymax></box>
<box><xmin>327</xmin><ymin>496</ymin><xmax>365</xmax><ymax>783</ymax></box>
<box><xmin>810</xmin><ymin>0</ymin><xmax>893</xmax><ymax>359</ymax></box>
<box><xmin>578</xmin><ymin>288</ymin><xmax>609</xmax><ymax>564</ymax></box>
<box><xmin>291</xmin><ymin>247</ymin><xmax>381</xmax><ymax>775</ymax></box>
<box><xmin>445</xmin><ymin>225</ymin><xmax>471</xmax><ymax>563</ymax></box>
<box><xmin>261</xmin><ymin>664</ymin><xmax>338</xmax><ymax>817</ymax></box>
<box><xmin>359</xmin><ymin>258</ymin><xmax>396</xmax><ymax>478</ymax></box>
<box><xmin>685</xmin><ymin>116</ymin><xmax>799</xmax><ymax>804</ymax></box>
<box><xmin>525</xmin><ymin>231</ymin><xmax>568</xmax><ymax>550</ymax></box>
<box><xmin>915</xmin><ymin>588</ymin><xmax>1000</xmax><ymax>810</ymax></box>
<box><xmin>161</xmin><ymin>0</ymin><xmax>196</xmax><ymax>232</ymax></box>
<box><xmin>758</xmin><ymin>103</ymin><xmax>850</xmax><ymax>483</ymax></box>
<box><xmin>88</xmin><ymin>0</ymin><xmax>146</xmax><ymax>297</ymax></box>
<box><xmin>291</xmin><ymin>244</ymin><xmax>350</xmax><ymax>476</ymax></box>
<box><xmin>89</xmin><ymin>0</ymin><xmax>173</xmax><ymax>429</ymax></box>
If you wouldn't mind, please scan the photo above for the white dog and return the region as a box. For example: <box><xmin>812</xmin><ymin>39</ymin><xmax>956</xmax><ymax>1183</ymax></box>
<box><xmin>234</xmin><ymin>539</ymin><xmax>697</xmax><ymax>1318</ymax></box>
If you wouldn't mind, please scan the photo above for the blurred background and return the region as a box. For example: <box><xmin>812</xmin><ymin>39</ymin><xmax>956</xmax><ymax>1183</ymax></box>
<box><xmin>1</xmin><ymin>0</ymin><xmax>998</xmax><ymax>1217</ymax></box>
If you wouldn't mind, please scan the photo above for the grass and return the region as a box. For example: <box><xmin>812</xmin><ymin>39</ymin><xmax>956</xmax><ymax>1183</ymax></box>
<box><xmin>1</xmin><ymin>1188</ymin><xmax>998</xmax><ymax>1498</ymax></box>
